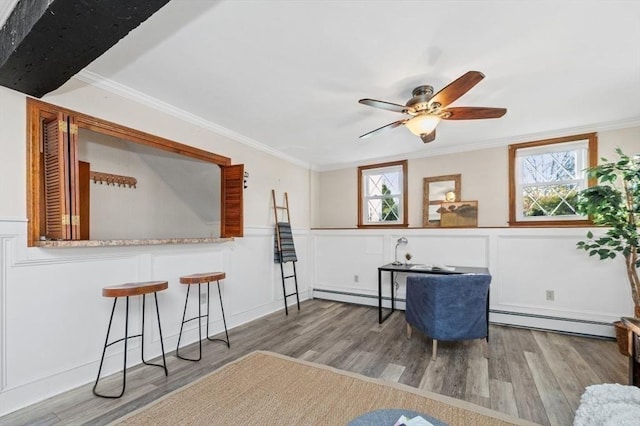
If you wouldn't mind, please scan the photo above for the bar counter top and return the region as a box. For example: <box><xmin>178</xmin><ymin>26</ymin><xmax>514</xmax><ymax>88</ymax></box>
<box><xmin>35</xmin><ymin>237</ymin><xmax>233</xmax><ymax>248</ymax></box>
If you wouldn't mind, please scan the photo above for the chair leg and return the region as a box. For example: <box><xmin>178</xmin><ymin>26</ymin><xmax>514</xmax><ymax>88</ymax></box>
<box><xmin>432</xmin><ymin>339</ymin><xmax>438</xmax><ymax>361</ymax></box>
<box><xmin>406</xmin><ymin>323</ymin><xmax>412</xmax><ymax>339</ymax></box>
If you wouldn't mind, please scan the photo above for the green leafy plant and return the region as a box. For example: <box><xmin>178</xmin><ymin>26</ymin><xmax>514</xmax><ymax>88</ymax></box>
<box><xmin>576</xmin><ymin>148</ymin><xmax>640</xmax><ymax>314</ymax></box>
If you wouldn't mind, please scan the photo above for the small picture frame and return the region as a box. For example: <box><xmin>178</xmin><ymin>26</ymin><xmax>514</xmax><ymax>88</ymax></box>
<box><xmin>439</xmin><ymin>201</ymin><xmax>478</xmax><ymax>228</ymax></box>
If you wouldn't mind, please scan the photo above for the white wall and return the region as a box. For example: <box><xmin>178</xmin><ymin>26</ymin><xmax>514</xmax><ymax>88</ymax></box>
<box><xmin>79</xmin><ymin>131</ymin><xmax>214</xmax><ymax>239</ymax></box>
<box><xmin>316</xmin><ymin>127</ymin><xmax>640</xmax><ymax>228</ymax></box>
<box><xmin>0</xmin><ymin>80</ymin><xmax>312</xmax><ymax>415</ymax></box>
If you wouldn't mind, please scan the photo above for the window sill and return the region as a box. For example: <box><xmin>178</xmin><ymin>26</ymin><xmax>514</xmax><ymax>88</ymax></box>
<box><xmin>34</xmin><ymin>237</ymin><xmax>234</xmax><ymax>248</ymax></box>
<box><xmin>508</xmin><ymin>219</ymin><xmax>593</xmax><ymax>227</ymax></box>
<box><xmin>357</xmin><ymin>224</ymin><xmax>409</xmax><ymax>229</ymax></box>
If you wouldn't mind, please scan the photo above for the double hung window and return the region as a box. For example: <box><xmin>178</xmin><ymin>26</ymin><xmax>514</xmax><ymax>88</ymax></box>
<box><xmin>357</xmin><ymin>160</ymin><xmax>408</xmax><ymax>227</ymax></box>
<box><xmin>509</xmin><ymin>133</ymin><xmax>597</xmax><ymax>225</ymax></box>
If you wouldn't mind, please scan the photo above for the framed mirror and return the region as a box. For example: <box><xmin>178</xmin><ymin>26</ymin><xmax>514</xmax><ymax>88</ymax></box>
<box><xmin>422</xmin><ymin>174</ymin><xmax>461</xmax><ymax>227</ymax></box>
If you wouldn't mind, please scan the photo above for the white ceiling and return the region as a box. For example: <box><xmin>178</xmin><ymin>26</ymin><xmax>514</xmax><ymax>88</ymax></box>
<box><xmin>8</xmin><ymin>1</ymin><xmax>640</xmax><ymax>170</ymax></box>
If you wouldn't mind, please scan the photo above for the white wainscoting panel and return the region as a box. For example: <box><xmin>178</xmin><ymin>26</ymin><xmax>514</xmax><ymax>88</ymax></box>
<box><xmin>310</xmin><ymin>228</ymin><xmax>631</xmax><ymax>339</ymax></box>
<box><xmin>0</xmin><ymin>221</ymin><xmax>309</xmax><ymax>416</ymax></box>
<box><xmin>495</xmin><ymin>232</ymin><xmax>630</xmax><ymax>319</ymax></box>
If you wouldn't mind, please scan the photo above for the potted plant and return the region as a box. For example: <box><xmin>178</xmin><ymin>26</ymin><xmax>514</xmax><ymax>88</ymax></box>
<box><xmin>576</xmin><ymin>148</ymin><xmax>640</xmax><ymax>353</ymax></box>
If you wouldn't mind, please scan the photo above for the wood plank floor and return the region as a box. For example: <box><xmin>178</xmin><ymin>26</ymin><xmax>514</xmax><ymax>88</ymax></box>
<box><xmin>0</xmin><ymin>300</ymin><xmax>628</xmax><ymax>426</ymax></box>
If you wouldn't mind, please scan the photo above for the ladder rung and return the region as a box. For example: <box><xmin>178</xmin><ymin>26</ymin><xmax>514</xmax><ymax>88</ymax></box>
<box><xmin>285</xmin><ymin>292</ymin><xmax>298</xmax><ymax>297</ymax></box>
<box><xmin>275</xmin><ymin>206</ymin><xmax>287</xmax><ymax>209</ymax></box>
<box><xmin>283</xmin><ymin>274</ymin><xmax>295</xmax><ymax>279</ymax></box>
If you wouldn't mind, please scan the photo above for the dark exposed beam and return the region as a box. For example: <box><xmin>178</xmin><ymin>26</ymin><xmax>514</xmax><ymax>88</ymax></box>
<box><xmin>0</xmin><ymin>0</ymin><xmax>171</xmax><ymax>98</ymax></box>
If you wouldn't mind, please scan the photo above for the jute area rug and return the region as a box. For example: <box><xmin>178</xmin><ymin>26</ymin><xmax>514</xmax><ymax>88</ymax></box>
<box><xmin>113</xmin><ymin>351</ymin><xmax>538</xmax><ymax>425</ymax></box>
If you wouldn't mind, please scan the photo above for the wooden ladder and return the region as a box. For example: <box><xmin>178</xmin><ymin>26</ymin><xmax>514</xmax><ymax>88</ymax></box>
<box><xmin>272</xmin><ymin>190</ymin><xmax>300</xmax><ymax>315</ymax></box>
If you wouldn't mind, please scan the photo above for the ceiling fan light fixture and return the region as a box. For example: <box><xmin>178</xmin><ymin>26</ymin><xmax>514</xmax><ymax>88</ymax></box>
<box><xmin>405</xmin><ymin>114</ymin><xmax>440</xmax><ymax>136</ymax></box>
<box><xmin>359</xmin><ymin>71</ymin><xmax>505</xmax><ymax>143</ymax></box>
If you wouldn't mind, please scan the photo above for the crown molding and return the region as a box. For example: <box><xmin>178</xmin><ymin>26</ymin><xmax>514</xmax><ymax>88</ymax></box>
<box><xmin>315</xmin><ymin>117</ymin><xmax>640</xmax><ymax>172</ymax></box>
<box><xmin>73</xmin><ymin>70</ymin><xmax>311</xmax><ymax>169</ymax></box>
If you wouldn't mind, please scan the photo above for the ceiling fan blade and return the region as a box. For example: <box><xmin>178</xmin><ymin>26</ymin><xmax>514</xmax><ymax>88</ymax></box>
<box><xmin>420</xmin><ymin>129</ymin><xmax>436</xmax><ymax>143</ymax></box>
<box><xmin>359</xmin><ymin>98</ymin><xmax>415</xmax><ymax>114</ymax></box>
<box><xmin>441</xmin><ymin>107</ymin><xmax>507</xmax><ymax>120</ymax></box>
<box><xmin>428</xmin><ymin>71</ymin><xmax>485</xmax><ymax>109</ymax></box>
<box><xmin>359</xmin><ymin>119</ymin><xmax>407</xmax><ymax>139</ymax></box>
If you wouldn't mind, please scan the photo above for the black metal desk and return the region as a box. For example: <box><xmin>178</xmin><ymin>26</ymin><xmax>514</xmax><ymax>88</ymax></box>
<box><xmin>377</xmin><ymin>263</ymin><xmax>490</xmax><ymax>324</ymax></box>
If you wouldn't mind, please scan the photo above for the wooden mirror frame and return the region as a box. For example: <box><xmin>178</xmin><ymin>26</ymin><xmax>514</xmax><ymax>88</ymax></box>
<box><xmin>422</xmin><ymin>174</ymin><xmax>461</xmax><ymax>227</ymax></box>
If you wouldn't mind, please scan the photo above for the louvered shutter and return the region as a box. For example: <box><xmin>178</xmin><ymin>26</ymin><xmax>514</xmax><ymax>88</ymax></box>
<box><xmin>67</xmin><ymin>115</ymin><xmax>80</xmax><ymax>238</ymax></box>
<box><xmin>43</xmin><ymin>114</ymin><xmax>79</xmax><ymax>240</ymax></box>
<box><xmin>221</xmin><ymin>164</ymin><xmax>244</xmax><ymax>237</ymax></box>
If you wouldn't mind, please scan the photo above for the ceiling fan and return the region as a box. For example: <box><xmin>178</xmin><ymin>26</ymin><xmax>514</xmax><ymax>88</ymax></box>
<box><xmin>358</xmin><ymin>71</ymin><xmax>506</xmax><ymax>143</ymax></box>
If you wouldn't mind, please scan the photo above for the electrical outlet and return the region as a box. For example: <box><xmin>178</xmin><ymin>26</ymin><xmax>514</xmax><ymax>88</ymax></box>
<box><xmin>546</xmin><ymin>290</ymin><xmax>554</xmax><ymax>301</ymax></box>
<box><xmin>354</xmin><ymin>275</ymin><xmax>359</xmax><ymax>283</ymax></box>
<box><xmin>200</xmin><ymin>292</ymin><xmax>207</xmax><ymax>304</ymax></box>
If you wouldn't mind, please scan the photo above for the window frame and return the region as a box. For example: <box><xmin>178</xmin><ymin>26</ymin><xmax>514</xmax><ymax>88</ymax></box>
<box><xmin>357</xmin><ymin>159</ymin><xmax>408</xmax><ymax>228</ymax></box>
<box><xmin>26</xmin><ymin>98</ymin><xmax>243</xmax><ymax>246</ymax></box>
<box><xmin>508</xmin><ymin>133</ymin><xmax>597</xmax><ymax>227</ymax></box>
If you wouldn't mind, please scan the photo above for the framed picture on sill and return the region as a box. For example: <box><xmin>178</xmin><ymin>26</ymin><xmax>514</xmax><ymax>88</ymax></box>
<box><xmin>439</xmin><ymin>201</ymin><xmax>478</xmax><ymax>228</ymax></box>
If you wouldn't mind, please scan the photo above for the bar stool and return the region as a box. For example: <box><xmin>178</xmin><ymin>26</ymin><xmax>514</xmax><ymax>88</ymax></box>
<box><xmin>92</xmin><ymin>281</ymin><xmax>168</xmax><ymax>399</ymax></box>
<box><xmin>176</xmin><ymin>272</ymin><xmax>230</xmax><ymax>361</ymax></box>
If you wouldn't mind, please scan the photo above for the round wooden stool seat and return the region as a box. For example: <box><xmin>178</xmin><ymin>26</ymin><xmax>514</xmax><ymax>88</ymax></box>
<box><xmin>102</xmin><ymin>281</ymin><xmax>168</xmax><ymax>298</ymax></box>
<box><xmin>180</xmin><ymin>272</ymin><xmax>225</xmax><ymax>284</ymax></box>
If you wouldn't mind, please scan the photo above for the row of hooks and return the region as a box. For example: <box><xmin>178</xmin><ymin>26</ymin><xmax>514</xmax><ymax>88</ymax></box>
<box><xmin>90</xmin><ymin>171</ymin><xmax>137</xmax><ymax>188</ymax></box>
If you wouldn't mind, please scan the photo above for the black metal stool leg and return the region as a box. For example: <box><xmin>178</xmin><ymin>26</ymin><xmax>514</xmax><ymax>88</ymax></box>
<box><xmin>93</xmin><ymin>297</ymin><xmax>119</xmax><ymax>398</ymax></box>
<box><xmin>205</xmin><ymin>281</ymin><xmax>230</xmax><ymax>347</ymax></box>
<box><xmin>176</xmin><ymin>284</ymin><xmax>202</xmax><ymax>362</ymax></box>
<box><xmin>154</xmin><ymin>292</ymin><xmax>168</xmax><ymax>375</ymax></box>
<box><xmin>121</xmin><ymin>297</ymin><xmax>129</xmax><ymax>397</ymax></box>
<box><xmin>93</xmin><ymin>296</ymin><xmax>130</xmax><ymax>398</ymax></box>
<box><xmin>217</xmin><ymin>281</ymin><xmax>230</xmax><ymax>347</ymax></box>
<box><xmin>197</xmin><ymin>283</ymin><xmax>203</xmax><ymax>359</ymax></box>
<box><xmin>206</xmin><ymin>283</ymin><xmax>211</xmax><ymax>340</ymax></box>
<box><xmin>176</xmin><ymin>284</ymin><xmax>190</xmax><ymax>360</ymax></box>
<box><xmin>141</xmin><ymin>294</ymin><xmax>147</xmax><ymax>364</ymax></box>
<box><xmin>140</xmin><ymin>293</ymin><xmax>168</xmax><ymax>374</ymax></box>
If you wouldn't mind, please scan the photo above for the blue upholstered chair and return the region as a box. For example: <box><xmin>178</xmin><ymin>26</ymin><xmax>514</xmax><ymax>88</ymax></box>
<box><xmin>405</xmin><ymin>273</ymin><xmax>491</xmax><ymax>360</ymax></box>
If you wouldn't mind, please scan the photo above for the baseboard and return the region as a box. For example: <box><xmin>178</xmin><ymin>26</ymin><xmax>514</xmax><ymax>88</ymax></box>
<box><xmin>312</xmin><ymin>288</ymin><xmax>406</xmax><ymax>311</ymax></box>
<box><xmin>312</xmin><ymin>288</ymin><xmax>615</xmax><ymax>338</ymax></box>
